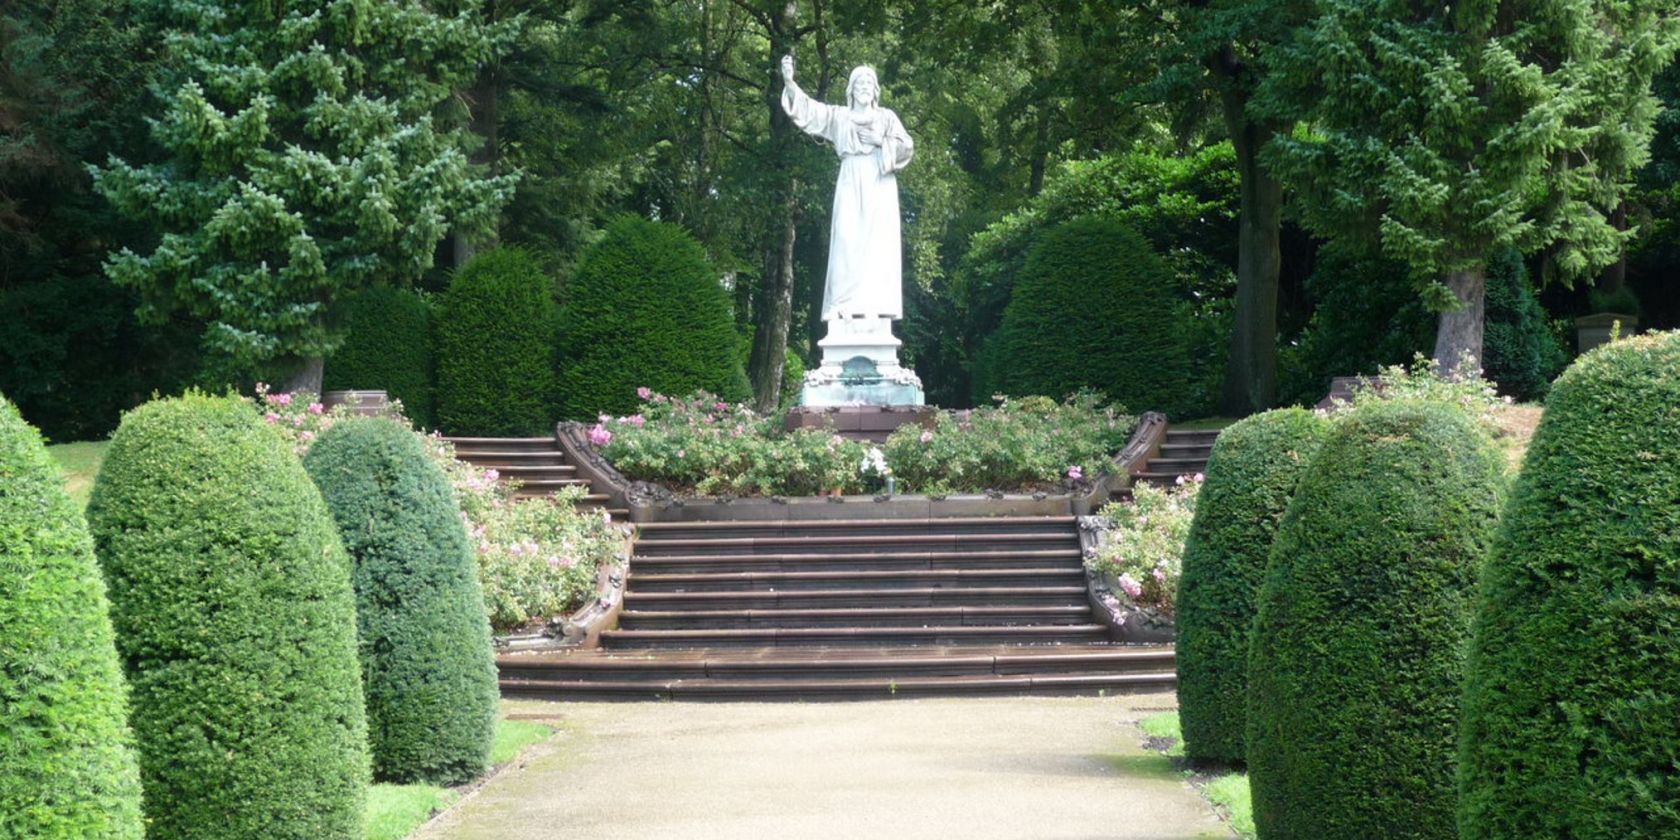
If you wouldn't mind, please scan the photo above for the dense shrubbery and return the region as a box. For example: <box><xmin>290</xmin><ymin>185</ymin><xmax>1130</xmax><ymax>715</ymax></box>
<box><xmin>323</xmin><ymin>286</ymin><xmax>436</xmax><ymax>427</ymax></box>
<box><xmin>1482</xmin><ymin>249</ymin><xmax>1568</xmax><ymax>401</ymax></box>
<box><xmin>1246</xmin><ymin>400</ymin><xmax>1504</xmax><ymax>840</ymax></box>
<box><xmin>1089</xmin><ymin>475</ymin><xmax>1201</xmax><ymax>617</ymax></box>
<box><xmin>0</xmin><ymin>394</ymin><xmax>144</xmax><ymax>839</ymax></box>
<box><xmin>557</xmin><ymin>217</ymin><xmax>750</xmax><ymax>419</ymax></box>
<box><xmin>1458</xmin><ymin>332</ymin><xmax>1680</xmax><ymax>839</ymax></box>
<box><xmin>256</xmin><ymin>386</ymin><xmax>621</xmax><ymax>632</ymax></box>
<box><xmin>1175</xmin><ymin>409</ymin><xmax>1327</xmax><ymax>767</ymax></box>
<box><xmin>597</xmin><ymin>391</ymin><xmax>874</xmax><ymax>495</ymax></box>
<box><xmin>883</xmin><ymin>394</ymin><xmax>1135</xmax><ymax>494</ymax></box>
<box><xmin>436</xmin><ymin>249</ymin><xmax>560</xmax><ymax>436</ymax></box>
<box><xmin>982</xmin><ymin>217</ymin><xmax>1200</xmax><ymax>417</ymax></box>
<box><xmin>304</xmin><ymin>418</ymin><xmax>498</xmax><ymax>786</ymax></box>
<box><xmin>88</xmin><ymin>394</ymin><xmax>368</xmax><ymax>840</ymax></box>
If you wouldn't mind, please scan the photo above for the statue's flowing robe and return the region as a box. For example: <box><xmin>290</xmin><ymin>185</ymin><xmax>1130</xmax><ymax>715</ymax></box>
<box><xmin>782</xmin><ymin>83</ymin><xmax>914</xmax><ymax>320</ymax></box>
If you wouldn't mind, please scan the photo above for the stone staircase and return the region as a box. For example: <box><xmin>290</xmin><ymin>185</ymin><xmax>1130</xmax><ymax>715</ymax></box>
<box><xmin>1134</xmin><ymin>427</ymin><xmax>1218</xmax><ymax>487</ymax></box>
<box><xmin>497</xmin><ymin>516</ymin><xmax>1176</xmax><ymax>700</ymax></box>
<box><xmin>444</xmin><ymin>436</ymin><xmax>619</xmax><ymax>512</ymax></box>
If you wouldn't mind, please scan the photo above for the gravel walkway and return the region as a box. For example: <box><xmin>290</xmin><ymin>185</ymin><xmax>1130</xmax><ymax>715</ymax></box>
<box><xmin>419</xmin><ymin>693</ymin><xmax>1232</xmax><ymax>840</ymax></box>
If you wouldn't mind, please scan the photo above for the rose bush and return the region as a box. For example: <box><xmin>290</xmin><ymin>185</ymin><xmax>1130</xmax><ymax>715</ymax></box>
<box><xmin>1089</xmin><ymin>475</ymin><xmax>1202</xmax><ymax>618</ymax></box>
<box><xmin>882</xmin><ymin>393</ymin><xmax>1134</xmax><ymax>493</ymax></box>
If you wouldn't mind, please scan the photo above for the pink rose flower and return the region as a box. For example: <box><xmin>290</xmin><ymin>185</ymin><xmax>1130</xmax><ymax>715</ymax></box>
<box><xmin>714</xmin><ymin>401</ymin><xmax>729</xmax><ymax>412</ymax></box>
<box><xmin>587</xmin><ymin>424</ymin><xmax>613</xmax><ymax>447</ymax></box>
<box><xmin>271</xmin><ymin>392</ymin><xmax>293</xmax><ymax>406</ymax></box>
<box><xmin>1067</xmin><ymin>465</ymin><xmax>1084</xmax><ymax>481</ymax></box>
<box><xmin>1118</xmin><ymin>573</ymin><xmax>1143</xmax><ymax>599</ymax></box>
<box><xmin>308</xmin><ymin>403</ymin><xmax>324</xmax><ymax>415</ymax></box>
<box><xmin>264</xmin><ymin>412</ymin><xmax>281</xmax><ymax>423</ymax></box>
<box><xmin>637</xmin><ymin>386</ymin><xmax>653</xmax><ymax>400</ymax></box>
<box><xmin>920</xmin><ymin>429</ymin><xmax>934</xmax><ymax>444</ymax></box>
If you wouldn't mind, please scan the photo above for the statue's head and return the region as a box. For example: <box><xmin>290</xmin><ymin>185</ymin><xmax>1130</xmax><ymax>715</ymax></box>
<box><xmin>847</xmin><ymin>66</ymin><xmax>880</xmax><ymax>108</ymax></box>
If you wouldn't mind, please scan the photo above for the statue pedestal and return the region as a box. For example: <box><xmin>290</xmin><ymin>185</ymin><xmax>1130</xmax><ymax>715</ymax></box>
<box><xmin>800</xmin><ymin>316</ymin><xmax>924</xmax><ymax>407</ymax></box>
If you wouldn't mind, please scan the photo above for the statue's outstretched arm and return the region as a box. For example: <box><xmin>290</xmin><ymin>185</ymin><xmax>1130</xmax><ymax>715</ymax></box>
<box><xmin>780</xmin><ymin>55</ymin><xmax>836</xmax><ymax>142</ymax></box>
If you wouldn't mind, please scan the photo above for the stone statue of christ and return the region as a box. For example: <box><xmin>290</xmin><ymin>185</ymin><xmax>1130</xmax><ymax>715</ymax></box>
<box><xmin>780</xmin><ymin>55</ymin><xmax>914</xmax><ymax>321</ymax></box>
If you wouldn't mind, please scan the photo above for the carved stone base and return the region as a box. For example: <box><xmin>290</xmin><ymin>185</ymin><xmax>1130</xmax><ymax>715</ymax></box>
<box><xmin>801</xmin><ymin>316</ymin><xmax>925</xmax><ymax>407</ymax></box>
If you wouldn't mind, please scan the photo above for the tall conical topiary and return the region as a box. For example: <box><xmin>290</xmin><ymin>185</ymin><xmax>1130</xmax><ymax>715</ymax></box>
<box><xmin>324</xmin><ymin>286</ymin><xmax>437</xmax><ymax>428</ymax></box>
<box><xmin>557</xmin><ymin>216</ymin><xmax>749</xmax><ymax>419</ymax></box>
<box><xmin>1246</xmin><ymin>400</ymin><xmax>1505</xmax><ymax>839</ymax></box>
<box><xmin>435</xmin><ymin>248</ymin><xmax>561</xmax><ymax>435</ymax></box>
<box><xmin>1459</xmin><ymin>332</ymin><xmax>1680</xmax><ymax>839</ymax></box>
<box><xmin>0</xmin><ymin>394</ymin><xmax>144</xmax><ymax>839</ymax></box>
<box><xmin>304</xmin><ymin>417</ymin><xmax>499</xmax><ymax>785</ymax></box>
<box><xmin>88</xmin><ymin>394</ymin><xmax>368</xmax><ymax>839</ymax></box>
<box><xmin>1176</xmin><ymin>408</ymin><xmax>1327</xmax><ymax>766</ymax></box>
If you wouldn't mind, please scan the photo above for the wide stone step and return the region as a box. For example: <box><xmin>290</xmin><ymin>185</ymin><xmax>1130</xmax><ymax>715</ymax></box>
<box><xmin>635</xmin><ymin>516</ymin><xmax>1078</xmax><ymax>542</ymax></box>
<box><xmin>444</xmin><ymin>436</ymin><xmax>557</xmax><ymax>453</ymax></box>
<box><xmin>633</xmin><ymin>531</ymin><xmax>1079</xmax><ymax>558</ymax></box>
<box><xmin>601</xmin><ymin>624</ymin><xmax>1110</xmax><ymax>650</ymax></box>
<box><xmin>627</xmin><ymin>567</ymin><xmax>1087</xmax><ymax>593</ymax></box>
<box><xmin>1157</xmin><ymin>443</ymin><xmax>1214</xmax><ymax>458</ymax></box>
<box><xmin>461</xmin><ymin>455</ymin><xmax>571</xmax><ymax>469</ymax></box>
<box><xmin>1163</xmin><ymin>429</ymin><xmax>1220</xmax><ymax>444</ymax></box>
<box><xmin>500</xmin><ymin>645</ymin><xmax>1172</xmax><ymax>682</ymax></box>
<box><xmin>623</xmin><ymin>586</ymin><xmax>1090</xmax><ymax>611</ymax></box>
<box><xmin>499</xmin><ymin>671</ymin><xmax>1176</xmax><ymax>701</ymax></box>
<box><xmin>630</xmin><ymin>548</ymin><xmax>1083</xmax><ymax>575</ymax></box>
<box><xmin>617</xmin><ymin>605</ymin><xmax>1094</xmax><ymax>630</ymax></box>
<box><xmin>1147</xmin><ymin>457</ymin><xmax>1207</xmax><ymax>472</ymax></box>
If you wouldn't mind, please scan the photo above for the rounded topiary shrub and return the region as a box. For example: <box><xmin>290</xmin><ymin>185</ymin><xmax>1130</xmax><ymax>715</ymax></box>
<box><xmin>1246</xmin><ymin>400</ymin><xmax>1505</xmax><ymax>840</ymax></box>
<box><xmin>0</xmin><ymin>394</ymin><xmax>144</xmax><ymax>839</ymax></box>
<box><xmin>88</xmin><ymin>394</ymin><xmax>368</xmax><ymax>840</ymax></box>
<box><xmin>1175</xmin><ymin>408</ymin><xmax>1327</xmax><ymax>767</ymax></box>
<box><xmin>984</xmin><ymin>216</ymin><xmax>1197</xmax><ymax>416</ymax></box>
<box><xmin>436</xmin><ymin>249</ymin><xmax>560</xmax><ymax>435</ymax></box>
<box><xmin>324</xmin><ymin>285</ymin><xmax>436</xmax><ymax>427</ymax></box>
<box><xmin>1482</xmin><ymin>248</ymin><xmax>1567</xmax><ymax>402</ymax></box>
<box><xmin>304</xmin><ymin>417</ymin><xmax>498</xmax><ymax>785</ymax></box>
<box><xmin>557</xmin><ymin>216</ymin><xmax>749</xmax><ymax>419</ymax></box>
<box><xmin>1458</xmin><ymin>331</ymin><xmax>1680</xmax><ymax>840</ymax></box>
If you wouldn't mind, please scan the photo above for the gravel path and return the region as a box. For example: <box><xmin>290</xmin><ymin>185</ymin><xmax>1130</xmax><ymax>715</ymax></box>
<box><xmin>419</xmin><ymin>693</ymin><xmax>1232</xmax><ymax>840</ymax></box>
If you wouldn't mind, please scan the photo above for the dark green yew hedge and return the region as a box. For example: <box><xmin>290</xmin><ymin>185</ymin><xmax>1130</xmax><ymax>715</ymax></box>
<box><xmin>304</xmin><ymin>417</ymin><xmax>498</xmax><ymax>786</ymax></box>
<box><xmin>324</xmin><ymin>285</ymin><xmax>436</xmax><ymax>428</ymax></box>
<box><xmin>1458</xmin><ymin>331</ymin><xmax>1680</xmax><ymax>839</ymax></box>
<box><xmin>1246</xmin><ymin>400</ymin><xmax>1504</xmax><ymax>840</ymax></box>
<box><xmin>557</xmin><ymin>216</ymin><xmax>749</xmax><ymax>419</ymax></box>
<box><xmin>0</xmin><ymin>394</ymin><xmax>143</xmax><ymax>839</ymax></box>
<box><xmin>436</xmin><ymin>249</ymin><xmax>561</xmax><ymax>435</ymax></box>
<box><xmin>88</xmin><ymin>394</ymin><xmax>368</xmax><ymax>840</ymax></box>
<box><xmin>1175</xmin><ymin>408</ymin><xmax>1326</xmax><ymax>766</ymax></box>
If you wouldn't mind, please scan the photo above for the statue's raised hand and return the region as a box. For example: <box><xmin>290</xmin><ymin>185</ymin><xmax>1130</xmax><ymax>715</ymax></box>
<box><xmin>781</xmin><ymin>55</ymin><xmax>796</xmax><ymax>84</ymax></box>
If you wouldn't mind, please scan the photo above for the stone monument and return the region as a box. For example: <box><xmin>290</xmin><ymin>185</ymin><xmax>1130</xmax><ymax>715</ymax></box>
<box><xmin>781</xmin><ymin>55</ymin><xmax>925</xmax><ymax>407</ymax></box>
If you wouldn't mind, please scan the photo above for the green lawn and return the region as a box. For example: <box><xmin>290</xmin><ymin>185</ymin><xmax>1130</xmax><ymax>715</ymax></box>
<box><xmin>1138</xmin><ymin>711</ymin><xmax>1253</xmax><ymax>838</ymax></box>
<box><xmin>365</xmin><ymin>717</ymin><xmax>555</xmax><ymax>840</ymax></box>
<box><xmin>46</xmin><ymin>439</ymin><xmax>109</xmax><ymax>509</ymax></box>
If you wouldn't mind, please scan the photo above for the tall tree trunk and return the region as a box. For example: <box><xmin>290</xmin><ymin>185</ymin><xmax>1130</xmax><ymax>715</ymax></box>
<box><xmin>1433</xmin><ymin>266</ymin><xmax>1486</xmax><ymax>379</ymax></box>
<box><xmin>1601</xmin><ymin>202</ymin><xmax>1628</xmax><ymax>293</ymax></box>
<box><xmin>284</xmin><ymin>356</ymin><xmax>325</xmax><ymax>395</ymax></box>
<box><xmin>1217</xmin><ymin>88</ymin><xmax>1282</xmax><ymax>418</ymax></box>
<box><xmin>747</xmin><ymin>6</ymin><xmax>801</xmax><ymax>412</ymax></box>
<box><xmin>1029</xmin><ymin>106</ymin><xmax>1052</xmax><ymax>196</ymax></box>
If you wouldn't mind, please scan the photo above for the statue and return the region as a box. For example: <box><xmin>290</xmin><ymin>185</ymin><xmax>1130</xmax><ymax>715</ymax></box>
<box><xmin>781</xmin><ymin>55</ymin><xmax>924</xmax><ymax>406</ymax></box>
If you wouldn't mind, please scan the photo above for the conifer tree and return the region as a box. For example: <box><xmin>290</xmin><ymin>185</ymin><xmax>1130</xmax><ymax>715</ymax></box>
<box><xmin>91</xmin><ymin>0</ymin><xmax>517</xmax><ymax>389</ymax></box>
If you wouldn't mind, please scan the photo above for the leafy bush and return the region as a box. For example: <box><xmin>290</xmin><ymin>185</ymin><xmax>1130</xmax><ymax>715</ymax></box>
<box><xmin>1246</xmin><ymin>400</ymin><xmax>1505</xmax><ymax>840</ymax></box>
<box><xmin>982</xmin><ymin>217</ymin><xmax>1200</xmax><ymax>417</ymax></box>
<box><xmin>1458</xmin><ymin>331</ymin><xmax>1680</xmax><ymax>839</ymax></box>
<box><xmin>324</xmin><ymin>286</ymin><xmax>436</xmax><ymax>428</ymax></box>
<box><xmin>1175</xmin><ymin>408</ymin><xmax>1327</xmax><ymax>767</ymax></box>
<box><xmin>1482</xmin><ymin>249</ymin><xmax>1568</xmax><ymax>402</ymax></box>
<box><xmin>598</xmin><ymin>391</ymin><xmax>873</xmax><ymax>496</ymax></box>
<box><xmin>0</xmin><ymin>394</ymin><xmax>144</xmax><ymax>839</ymax></box>
<box><xmin>304</xmin><ymin>418</ymin><xmax>498</xmax><ymax>786</ymax></box>
<box><xmin>883</xmin><ymin>393</ymin><xmax>1135</xmax><ymax>494</ymax></box>
<box><xmin>435</xmin><ymin>249</ymin><xmax>560</xmax><ymax>436</ymax></box>
<box><xmin>1089</xmin><ymin>476</ymin><xmax>1202</xmax><ymax>617</ymax></box>
<box><xmin>557</xmin><ymin>216</ymin><xmax>749</xmax><ymax>419</ymax></box>
<box><xmin>88</xmin><ymin>393</ymin><xmax>368</xmax><ymax>839</ymax></box>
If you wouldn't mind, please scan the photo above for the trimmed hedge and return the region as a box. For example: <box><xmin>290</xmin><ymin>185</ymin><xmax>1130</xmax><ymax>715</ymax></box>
<box><xmin>1482</xmin><ymin>248</ymin><xmax>1567</xmax><ymax>402</ymax></box>
<box><xmin>0</xmin><ymin>395</ymin><xmax>144</xmax><ymax>839</ymax></box>
<box><xmin>88</xmin><ymin>394</ymin><xmax>368</xmax><ymax>839</ymax></box>
<box><xmin>557</xmin><ymin>216</ymin><xmax>749</xmax><ymax>419</ymax></box>
<box><xmin>1458</xmin><ymin>332</ymin><xmax>1680</xmax><ymax>839</ymax></box>
<box><xmin>436</xmin><ymin>249</ymin><xmax>560</xmax><ymax>435</ymax></box>
<box><xmin>1246</xmin><ymin>400</ymin><xmax>1505</xmax><ymax>840</ymax></box>
<box><xmin>1175</xmin><ymin>408</ymin><xmax>1327</xmax><ymax>766</ymax></box>
<box><xmin>324</xmin><ymin>286</ymin><xmax>436</xmax><ymax>428</ymax></box>
<box><xmin>983</xmin><ymin>216</ymin><xmax>1198</xmax><ymax>416</ymax></box>
<box><xmin>304</xmin><ymin>417</ymin><xmax>498</xmax><ymax>785</ymax></box>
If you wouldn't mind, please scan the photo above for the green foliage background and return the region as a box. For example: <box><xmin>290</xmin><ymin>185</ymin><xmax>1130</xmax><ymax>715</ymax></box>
<box><xmin>88</xmin><ymin>394</ymin><xmax>369</xmax><ymax>840</ymax></box>
<box><xmin>323</xmin><ymin>287</ymin><xmax>437</xmax><ymax>428</ymax></box>
<box><xmin>435</xmin><ymin>249</ymin><xmax>561</xmax><ymax>436</ymax></box>
<box><xmin>1458</xmin><ymin>332</ymin><xmax>1680</xmax><ymax>839</ymax></box>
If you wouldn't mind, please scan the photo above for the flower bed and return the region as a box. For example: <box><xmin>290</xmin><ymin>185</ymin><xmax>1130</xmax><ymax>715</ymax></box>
<box><xmin>1089</xmin><ymin>475</ymin><xmax>1202</xmax><ymax>622</ymax></box>
<box><xmin>594</xmin><ymin>390</ymin><xmax>1136</xmax><ymax>497</ymax></box>
<box><xmin>256</xmin><ymin>384</ymin><xmax>622</xmax><ymax>633</ymax></box>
